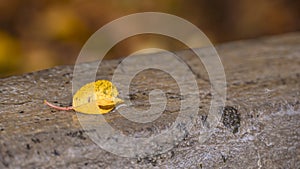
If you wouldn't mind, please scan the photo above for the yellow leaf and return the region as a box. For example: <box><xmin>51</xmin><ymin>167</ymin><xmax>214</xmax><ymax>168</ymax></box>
<box><xmin>45</xmin><ymin>80</ymin><xmax>123</xmax><ymax>114</ymax></box>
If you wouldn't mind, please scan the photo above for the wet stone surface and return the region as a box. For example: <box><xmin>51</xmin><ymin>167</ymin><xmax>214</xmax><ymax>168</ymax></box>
<box><xmin>221</xmin><ymin>106</ymin><xmax>241</xmax><ymax>134</ymax></box>
<box><xmin>0</xmin><ymin>32</ymin><xmax>300</xmax><ymax>168</ymax></box>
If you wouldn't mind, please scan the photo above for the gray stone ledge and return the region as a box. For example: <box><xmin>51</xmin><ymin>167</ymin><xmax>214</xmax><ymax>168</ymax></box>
<box><xmin>0</xmin><ymin>32</ymin><xmax>299</xmax><ymax>168</ymax></box>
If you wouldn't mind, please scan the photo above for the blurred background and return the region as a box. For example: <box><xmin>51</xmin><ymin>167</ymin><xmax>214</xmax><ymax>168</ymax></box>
<box><xmin>0</xmin><ymin>0</ymin><xmax>299</xmax><ymax>77</ymax></box>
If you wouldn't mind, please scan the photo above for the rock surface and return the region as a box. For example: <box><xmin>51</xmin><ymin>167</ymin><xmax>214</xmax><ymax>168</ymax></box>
<box><xmin>0</xmin><ymin>32</ymin><xmax>299</xmax><ymax>168</ymax></box>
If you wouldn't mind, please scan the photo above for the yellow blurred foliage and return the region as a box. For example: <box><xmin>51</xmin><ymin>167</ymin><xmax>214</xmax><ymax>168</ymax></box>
<box><xmin>0</xmin><ymin>31</ymin><xmax>22</xmax><ymax>77</ymax></box>
<box><xmin>0</xmin><ymin>0</ymin><xmax>299</xmax><ymax>77</ymax></box>
<box><xmin>37</xmin><ymin>5</ymin><xmax>88</xmax><ymax>42</ymax></box>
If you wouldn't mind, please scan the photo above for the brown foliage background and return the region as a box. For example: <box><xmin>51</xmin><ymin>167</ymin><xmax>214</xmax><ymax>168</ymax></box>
<box><xmin>0</xmin><ymin>0</ymin><xmax>299</xmax><ymax>77</ymax></box>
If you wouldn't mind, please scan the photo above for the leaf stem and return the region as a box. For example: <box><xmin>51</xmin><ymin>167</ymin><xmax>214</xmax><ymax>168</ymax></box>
<box><xmin>44</xmin><ymin>100</ymin><xmax>73</xmax><ymax>111</ymax></box>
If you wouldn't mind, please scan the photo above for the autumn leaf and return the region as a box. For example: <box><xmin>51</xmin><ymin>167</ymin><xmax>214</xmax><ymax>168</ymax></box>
<box><xmin>44</xmin><ymin>80</ymin><xmax>123</xmax><ymax>114</ymax></box>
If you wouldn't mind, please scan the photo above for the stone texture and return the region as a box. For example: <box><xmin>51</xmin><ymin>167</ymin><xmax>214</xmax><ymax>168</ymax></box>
<box><xmin>0</xmin><ymin>32</ymin><xmax>299</xmax><ymax>168</ymax></box>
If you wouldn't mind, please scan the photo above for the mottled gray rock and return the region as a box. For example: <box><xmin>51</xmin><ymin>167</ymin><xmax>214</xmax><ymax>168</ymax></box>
<box><xmin>0</xmin><ymin>32</ymin><xmax>299</xmax><ymax>168</ymax></box>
